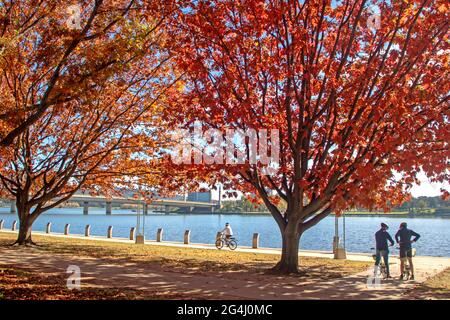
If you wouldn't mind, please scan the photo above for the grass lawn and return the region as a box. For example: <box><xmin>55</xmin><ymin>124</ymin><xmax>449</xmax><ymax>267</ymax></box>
<box><xmin>0</xmin><ymin>232</ymin><xmax>372</xmax><ymax>299</ymax></box>
<box><xmin>406</xmin><ymin>268</ymin><xmax>450</xmax><ymax>300</ymax></box>
<box><xmin>0</xmin><ymin>265</ymin><xmax>210</xmax><ymax>300</ymax></box>
<box><xmin>0</xmin><ymin>232</ymin><xmax>369</xmax><ymax>276</ymax></box>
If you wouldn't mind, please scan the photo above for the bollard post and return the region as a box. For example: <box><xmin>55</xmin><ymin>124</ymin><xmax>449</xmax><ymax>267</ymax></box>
<box><xmin>252</xmin><ymin>233</ymin><xmax>260</xmax><ymax>249</ymax></box>
<box><xmin>129</xmin><ymin>227</ymin><xmax>136</xmax><ymax>240</ymax></box>
<box><xmin>0</xmin><ymin>219</ymin><xmax>4</xmax><ymax>230</ymax></box>
<box><xmin>85</xmin><ymin>225</ymin><xmax>91</xmax><ymax>237</ymax></box>
<box><xmin>156</xmin><ymin>228</ymin><xmax>163</xmax><ymax>242</ymax></box>
<box><xmin>64</xmin><ymin>224</ymin><xmax>70</xmax><ymax>235</ymax></box>
<box><xmin>46</xmin><ymin>222</ymin><xmax>52</xmax><ymax>234</ymax></box>
<box><xmin>107</xmin><ymin>226</ymin><xmax>113</xmax><ymax>238</ymax></box>
<box><xmin>12</xmin><ymin>220</ymin><xmax>17</xmax><ymax>231</ymax></box>
<box><xmin>184</xmin><ymin>230</ymin><xmax>191</xmax><ymax>245</ymax></box>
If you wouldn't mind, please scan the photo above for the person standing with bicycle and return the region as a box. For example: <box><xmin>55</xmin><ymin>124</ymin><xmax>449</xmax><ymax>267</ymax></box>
<box><xmin>395</xmin><ymin>222</ymin><xmax>420</xmax><ymax>280</ymax></box>
<box><xmin>374</xmin><ymin>223</ymin><xmax>395</xmax><ymax>278</ymax></box>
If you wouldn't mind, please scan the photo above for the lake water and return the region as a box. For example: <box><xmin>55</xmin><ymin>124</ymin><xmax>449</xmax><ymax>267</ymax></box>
<box><xmin>1</xmin><ymin>207</ymin><xmax>449</xmax><ymax>257</ymax></box>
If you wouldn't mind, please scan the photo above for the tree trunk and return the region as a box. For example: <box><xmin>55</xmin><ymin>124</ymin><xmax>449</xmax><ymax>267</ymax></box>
<box><xmin>14</xmin><ymin>207</ymin><xmax>35</xmax><ymax>245</ymax></box>
<box><xmin>271</xmin><ymin>220</ymin><xmax>302</xmax><ymax>274</ymax></box>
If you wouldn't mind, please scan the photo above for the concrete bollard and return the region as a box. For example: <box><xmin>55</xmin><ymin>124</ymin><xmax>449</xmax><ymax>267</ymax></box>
<box><xmin>0</xmin><ymin>219</ymin><xmax>4</xmax><ymax>230</ymax></box>
<box><xmin>156</xmin><ymin>228</ymin><xmax>163</xmax><ymax>242</ymax></box>
<box><xmin>107</xmin><ymin>226</ymin><xmax>113</xmax><ymax>238</ymax></box>
<box><xmin>129</xmin><ymin>227</ymin><xmax>136</xmax><ymax>240</ymax></box>
<box><xmin>252</xmin><ymin>233</ymin><xmax>260</xmax><ymax>249</ymax></box>
<box><xmin>85</xmin><ymin>225</ymin><xmax>91</xmax><ymax>237</ymax></box>
<box><xmin>64</xmin><ymin>224</ymin><xmax>70</xmax><ymax>235</ymax></box>
<box><xmin>46</xmin><ymin>222</ymin><xmax>52</xmax><ymax>234</ymax></box>
<box><xmin>12</xmin><ymin>220</ymin><xmax>17</xmax><ymax>231</ymax></box>
<box><xmin>184</xmin><ymin>230</ymin><xmax>190</xmax><ymax>244</ymax></box>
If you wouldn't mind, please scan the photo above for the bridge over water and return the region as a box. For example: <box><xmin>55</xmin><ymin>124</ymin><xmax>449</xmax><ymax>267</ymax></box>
<box><xmin>2</xmin><ymin>194</ymin><xmax>218</xmax><ymax>215</ymax></box>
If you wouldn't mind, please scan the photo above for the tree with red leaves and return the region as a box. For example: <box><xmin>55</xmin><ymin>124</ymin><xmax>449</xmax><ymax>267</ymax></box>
<box><xmin>169</xmin><ymin>0</ymin><xmax>449</xmax><ymax>273</ymax></box>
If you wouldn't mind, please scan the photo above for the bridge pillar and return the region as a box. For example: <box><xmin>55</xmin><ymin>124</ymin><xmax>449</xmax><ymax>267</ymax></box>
<box><xmin>83</xmin><ymin>202</ymin><xmax>89</xmax><ymax>215</ymax></box>
<box><xmin>165</xmin><ymin>206</ymin><xmax>170</xmax><ymax>214</ymax></box>
<box><xmin>182</xmin><ymin>207</ymin><xmax>193</xmax><ymax>213</ymax></box>
<box><xmin>143</xmin><ymin>203</ymin><xmax>148</xmax><ymax>215</ymax></box>
<box><xmin>10</xmin><ymin>202</ymin><xmax>16</xmax><ymax>214</ymax></box>
<box><xmin>106</xmin><ymin>202</ymin><xmax>112</xmax><ymax>215</ymax></box>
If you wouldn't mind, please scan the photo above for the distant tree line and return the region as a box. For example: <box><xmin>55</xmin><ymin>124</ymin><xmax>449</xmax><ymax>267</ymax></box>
<box><xmin>218</xmin><ymin>198</ymin><xmax>280</xmax><ymax>213</ymax></box>
<box><xmin>218</xmin><ymin>196</ymin><xmax>449</xmax><ymax>215</ymax></box>
<box><xmin>393</xmin><ymin>196</ymin><xmax>449</xmax><ymax>214</ymax></box>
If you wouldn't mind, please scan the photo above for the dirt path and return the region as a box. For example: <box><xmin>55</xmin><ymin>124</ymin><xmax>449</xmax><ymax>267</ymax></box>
<box><xmin>0</xmin><ymin>245</ymin><xmax>449</xmax><ymax>300</ymax></box>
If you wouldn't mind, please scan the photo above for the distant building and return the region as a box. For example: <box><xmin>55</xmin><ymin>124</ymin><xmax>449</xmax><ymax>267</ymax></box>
<box><xmin>187</xmin><ymin>191</ymin><xmax>212</xmax><ymax>203</ymax></box>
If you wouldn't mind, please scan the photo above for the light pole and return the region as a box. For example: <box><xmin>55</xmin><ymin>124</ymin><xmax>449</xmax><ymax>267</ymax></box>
<box><xmin>135</xmin><ymin>196</ymin><xmax>145</xmax><ymax>244</ymax></box>
<box><xmin>333</xmin><ymin>212</ymin><xmax>347</xmax><ymax>259</ymax></box>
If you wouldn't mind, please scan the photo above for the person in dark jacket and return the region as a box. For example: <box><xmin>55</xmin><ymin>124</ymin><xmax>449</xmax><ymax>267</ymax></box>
<box><xmin>395</xmin><ymin>222</ymin><xmax>420</xmax><ymax>280</ymax></box>
<box><xmin>374</xmin><ymin>223</ymin><xmax>395</xmax><ymax>278</ymax></box>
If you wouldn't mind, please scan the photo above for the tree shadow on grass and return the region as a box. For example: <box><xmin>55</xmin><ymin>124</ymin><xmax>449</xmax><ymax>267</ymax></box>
<box><xmin>404</xmin><ymin>284</ymin><xmax>450</xmax><ymax>300</ymax></box>
<box><xmin>2</xmin><ymin>238</ymin><xmax>366</xmax><ymax>281</ymax></box>
<box><xmin>0</xmin><ymin>241</ymin><xmax>398</xmax><ymax>300</ymax></box>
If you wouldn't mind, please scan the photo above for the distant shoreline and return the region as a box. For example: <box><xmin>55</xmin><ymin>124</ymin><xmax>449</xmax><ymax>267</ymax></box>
<box><xmin>214</xmin><ymin>211</ymin><xmax>450</xmax><ymax>217</ymax></box>
<box><xmin>1</xmin><ymin>206</ymin><xmax>449</xmax><ymax>218</ymax></box>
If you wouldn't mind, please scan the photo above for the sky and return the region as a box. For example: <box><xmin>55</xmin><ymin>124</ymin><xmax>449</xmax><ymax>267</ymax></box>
<box><xmin>409</xmin><ymin>172</ymin><xmax>449</xmax><ymax>198</ymax></box>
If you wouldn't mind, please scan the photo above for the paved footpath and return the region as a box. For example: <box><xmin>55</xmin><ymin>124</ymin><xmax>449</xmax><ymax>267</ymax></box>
<box><xmin>1</xmin><ymin>231</ymin><xmax>449</xmax><ymax>299</ymax></box>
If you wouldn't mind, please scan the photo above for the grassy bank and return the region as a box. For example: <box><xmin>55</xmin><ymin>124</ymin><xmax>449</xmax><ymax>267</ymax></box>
<box><xmin>0</xmin><ymin>265</ymin><xmax>210</xmax><ymax>300</ymax></box>
<box><xmin>406</xmin><ymin>268</ymin><xmax>450</xmax><ymax>300</ymax></box>
<box><xmin>0</xmin><ymin>232</ymin><xmax>374</xmax><ymax>300</ymax></box>
<box><xmin>0</xmin><ymin>232</ymin><xmax>369</xmax><ymax>276</ymax></box>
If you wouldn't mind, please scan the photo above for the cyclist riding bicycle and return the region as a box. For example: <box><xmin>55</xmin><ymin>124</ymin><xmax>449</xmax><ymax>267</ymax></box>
<box><xmin>374</xmin><ymin>223</ymin><xmax>395</xmax><ymax>278</ymax></box>
<box><xmin>220</xmin><ymin>223</ymin><xmax>233</xmax><ymax>242</ymax></box>
<box><xmin>395</xmin><ymin>222</ymin><xmax>420</xmax><ymax>280</ymax></box>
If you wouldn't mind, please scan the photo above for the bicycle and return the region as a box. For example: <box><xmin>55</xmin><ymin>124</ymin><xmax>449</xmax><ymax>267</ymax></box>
<box><xmin>215</xmin><ymin>233</ymin><xmax>238</xmax><ymax>250</ymax></box>
<box><xmin>371</xmin><ymin>247</ymin><xmax>388</xmax><ymax>279</ymax></box>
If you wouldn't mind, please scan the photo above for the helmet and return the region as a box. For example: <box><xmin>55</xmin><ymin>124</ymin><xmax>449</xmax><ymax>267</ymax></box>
<box><xmin>400</xmin><ymin>222</ymin><xmax>407</xmax><ymax>229</ymax></box>
<box><xmin>225</xmin><ymin>222</ymin><xmax>230</xmax><ymax>226</ymax></box>
<box><xmin>381</xmin><ymin>223</ymin><xmax>388</xmax><ymax>229</ymax></box>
